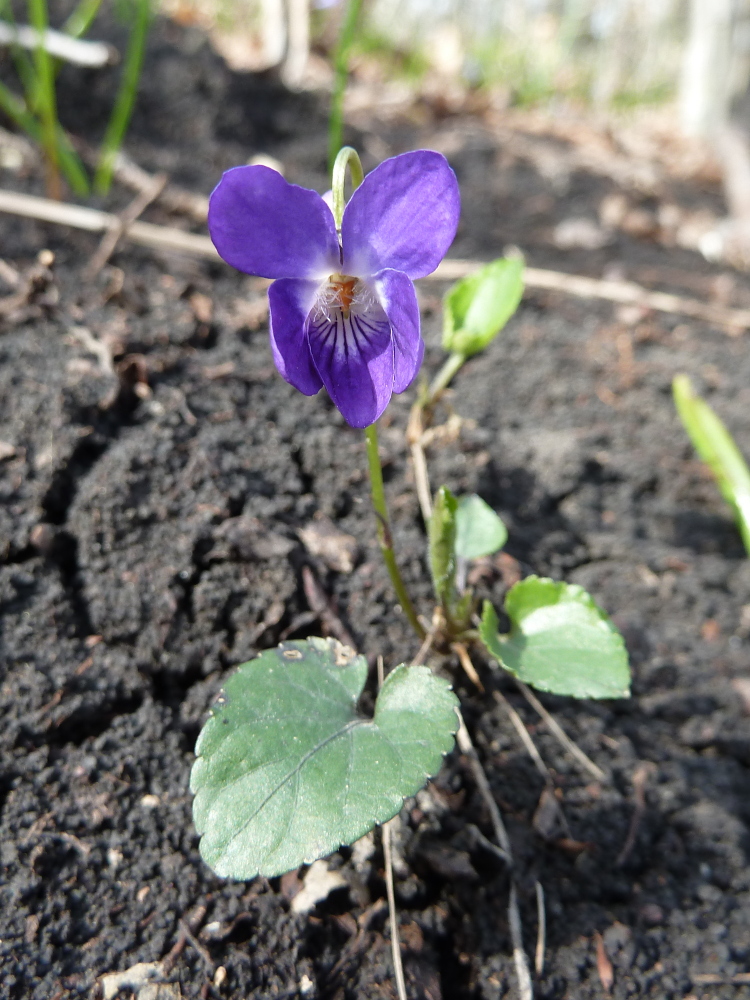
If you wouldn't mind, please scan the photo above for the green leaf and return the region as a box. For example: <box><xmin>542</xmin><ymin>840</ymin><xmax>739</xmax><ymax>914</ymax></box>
<box><xmin>479</xmin><ymin>577</ymin><xmax>630</xmax><ymax>699</ymax></box>
<box><xmin>442</xmin><ymin>257</ymin><xmax>524</xmax><ymax>357</ymax></box>
<box><xmin>191</xmin><ymin>638</ymin><xmax>458</xmax><ymax>880</ymax></box>
<box><xmin>455</xmin><ymin>494</ymin><xmax>507</xmax><ymax>560</ymax></box>
<box><xmin>429</xmin><ymin>486</ymin><xmax>458</xmax><ymax>607</ymax></box>
<box><xmin>673</xmin><ymin>374</ymin><xmax>750</xmax><ymax>556</ymax></box>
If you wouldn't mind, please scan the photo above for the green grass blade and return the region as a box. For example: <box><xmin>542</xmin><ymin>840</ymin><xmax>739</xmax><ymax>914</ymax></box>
<box><xmin>0</xmin><ymin>78</ymin><xmax>39</xmax><ymax>135</ymax></box>
<box><xmin>0</xmin><ymin>0</ymin><xmax>41</xmax><ymax>111</ymax></box>
<box><xmin>327</xmin><ymin>0</ymin><xmax>362</xmax><ymax>173</ymax></box>
<box><xmin>94</xmin><ymin>0</ymin><xmax>150</xmax><ymax>195</ymax></box>
<box><xmin>54</xmin><ymin>125</ymin><xmax>90</xmax><ymax>194</ymax></box>
<box><xmin>0</xmin><ymin>83</ymin><xmax>88</xmax><ymax>194</ymax></box>
<box><xmin>28</xmin><ymin>0</ymin><xmax>62</xmax><ymax>197</ymax></box>
<box><xmin>62</xmin><ymin>0</ymin><xmax>105</xmax><ymax>38</ymax></box>
<box><xmin>673</xmin><ymin>374</ymin><xmax>750</xmax><ymax>556</ymax></box>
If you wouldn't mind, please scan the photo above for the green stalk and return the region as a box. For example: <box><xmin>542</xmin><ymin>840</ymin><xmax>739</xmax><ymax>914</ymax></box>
<box><xmin>0</xmin><ymin>0</ymin><xmax>39</xmax><ymax>104</ymax></box>
<box><xmin>331</xmin><ymin>145</ymin><xmax>363</xmax><ymax>230</ymax></box>
<box><xmin>327</xmin><ymin>0</ymin><xmax>362</xmax><ymax>173</ymax></box>
<box><xmin>0</xmin><ymin>78</ymin><xmax>38</xmax><ymax>132</ymax></box>
<box><xmin>365</xmin><ymin>423</ymin><xmax>426</xmax><ymax>640</ymax></box>
<box><xmin>330</xmin><ymin>148</ymin><xmax>422</xmax><ymax>636</ymax></box>
<box><xmin>27</xmin><ymin>0</ymin><xmax>60</xmax><ymax>198</ymax></box>
<box><xmin>0</xmin><ymin>82</ymin><xmax>89</xmax><ymax>194</ymax></box>
<box><xmin>62</xmin><ymin>0</ymin><xmax>105</xmax><ymax>38</ymax></box>
<box><xmin>95</xmin><ymin>0</ymin><xmax>150</xmax><ymax>194</ymax></box>
<box><xmin>427</xmin><ymin>351</ymin><xmax>466</xmax><ymax>403</ymax></box>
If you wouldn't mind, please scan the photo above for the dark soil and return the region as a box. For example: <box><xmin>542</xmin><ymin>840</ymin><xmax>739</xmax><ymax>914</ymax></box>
<box><xmin>2</xmin><ymin>10</ymin><xmax>750</xmax><ymax>1000</ymax></box>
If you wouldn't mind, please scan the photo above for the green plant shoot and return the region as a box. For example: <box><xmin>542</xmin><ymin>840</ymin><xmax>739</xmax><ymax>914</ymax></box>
<box><xmin>95</xmin><ymin>0</ymin><xmax>151</xmax><ymax>194</ymax></box>
<box><xmin>429</xmin><ymin>256</ymin><xmax>525</xmax><ymax>401</ymax></box>
<box><xmin>673</xmin><ymin>374</ymin><xmax>750</xmax><ymax>556</ymax></box>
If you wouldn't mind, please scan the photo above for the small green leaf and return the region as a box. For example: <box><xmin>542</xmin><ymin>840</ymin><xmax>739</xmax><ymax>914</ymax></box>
<box><xmin>455</xmin><ymin>495</ymin><xmax>507</xmax><ymax>561</ymax></box>
<box><xmin>191</xmin><ymin>638</ymin><xmax>458</xmax><ymax>880</ymax></box>
<box><xmin>673</xmin><ymin>374</ymin><xmax>750</xmax><ymax>556</ymax></box>
<box><xmin>479</xmin><ymin>577</ymin><xmax>630</xmax><ymax>699</ymax></box>
<box><xmin>443</xmin><ymin>257</ymin><xmax>524</xmax><ymax>357</ymax></box>
<box><xmin>429</xmin><ymin>486</ymin><xmax>458</xmax><ymax>607</ymax></box>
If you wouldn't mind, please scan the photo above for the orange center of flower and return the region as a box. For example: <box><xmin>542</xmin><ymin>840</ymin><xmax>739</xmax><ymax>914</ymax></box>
<box><xmin>328</xmin><ymin>273</ymin><xmax>358</xmax><ymax>317</ymax></box>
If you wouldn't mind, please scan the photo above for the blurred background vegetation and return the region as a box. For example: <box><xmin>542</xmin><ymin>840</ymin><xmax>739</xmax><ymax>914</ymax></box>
<box><xmin>158</xmin><ymin>0</ymin><xmax>750</xmax><ymax>128</ymax></box>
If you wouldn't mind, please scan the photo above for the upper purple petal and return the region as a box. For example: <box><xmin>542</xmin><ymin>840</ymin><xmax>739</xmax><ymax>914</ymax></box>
<box><xmin>208</xmin><ymin>165</ymin><xmax>340</xmax><ymax>280</ymax></box>
<box><xmin>306</xmin><ymin>292</ymin><xmax>394</xmax><ymax>428</ymax></box>
<box><xmin>268</xmin><ymin>278</ymin><xmax>324</xmax><ymax>395</ymax></box>
<box><xmin>372</xmin><ymin>269</ymin><xmax>424</xmax><ymax>393</ymax></box>
<box><xmin>341</xmin><ymin>151</ymin><xmax>460</xmax><ymax>280</ymax></box>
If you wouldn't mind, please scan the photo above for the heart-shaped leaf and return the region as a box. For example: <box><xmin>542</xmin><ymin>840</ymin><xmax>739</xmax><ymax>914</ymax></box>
<box><xmin>455</xmin><ymin>494</ymin><xmax>507</xmax><ymax>560</ymax></box>
<box><xmin>479</xmin><ymin>577</ymin><xmax>630</xmax><ymax>699</ymax></box>
<box><xmin>191</xmin><ymin>638</ymin><xmax>459</xmax><ymax>879</ymax></box>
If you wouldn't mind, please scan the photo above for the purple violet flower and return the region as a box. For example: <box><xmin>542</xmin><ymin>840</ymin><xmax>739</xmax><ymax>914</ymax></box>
<box><xmin>208</xmin><ymin>151</ymin><xmax>460</xmax><ymax>428</ymax></box>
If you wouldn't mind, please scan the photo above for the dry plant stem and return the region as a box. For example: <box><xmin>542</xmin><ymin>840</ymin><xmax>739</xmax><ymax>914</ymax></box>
<box><xmin>382</xmin><ymin>820</ymin><xmax>408</xmax><ymax>1000</ymax></box>
<box><xmin>455</xmin><ymin>713</ymin><xmax>511</xmax><ymax>855</ymax></box>
<box><xmin>376</xmin><ymin>655</ymin><xmax>407</xmax><ymax>1000</ymax></box>
<box><xmin>0</xmin><ymin>23</ymin><xmax>114</xmax><ymax>66</ymax></box>
<box><xmin>456</xmin><ymin>712</ymin><xmax>533</xmax><ymax>1000</ymax></box>
<box><xmin>516</xmin><ymin>681</ymin><xmax>606</xmax><ymax>782</ymax></box>
<box><xmin>534</xmin><ymin>881</ymin><xmax>546</xmax><ymax>976</ymax></box>
<box><xmin>412</xmin><ymin>611</ymin><xmax>440</xmax><ymax>666</ymax></box>
<box><xmin>616</xmin><ymin>762</ymin><xmax>654</xmax><ymax>866</ymax></box>
<box><xmin>76</xmin><ymin>144</ymin><xmax>210</xmax><ymax>221</ymax></box>
<box><xmin>451</xmin><ymin>641</ymin><xmax>484</xmax><ymax>692</ymax></box>
<box><xmin>6</xmin><ymin>189</ymin><xmax>750</xmax><ymax>332</ymax></box>
<box><xmin>430</xmin><ymin>259</ymin><xmax>750</xmax><ymax>334</ymax></box>
<box><xmin>493</xmin><ymin>689</ymin><xmax>550</xmax><ymax>784</ymax></box>
<box><xmin>406</xmin><ymin>401</ymin><xmax>433</xmax><ymax>524</ymax></box>
<box><xmin>509</xmin><ymin>884</ymin><xmax>534</xmax><ymax>1000</ymax></box>
<box><xmin>0</xmin><ymin>189</ymin><xmax>218</xmax><ymax>258</ymax></box>
<box><xmin>84</xmin><ymin>172</ymin><xmax>167</xmax><ymax>281</ymax></box>
<box><xmin>364</xmin><ymin>422</ymin><xmax>425</xmax><ymax>640</ymax></box>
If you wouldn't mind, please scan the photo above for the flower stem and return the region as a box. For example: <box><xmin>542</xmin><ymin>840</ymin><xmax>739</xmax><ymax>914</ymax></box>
<box><xmin>428</xmin><ymin>351</ymin><xmax>466</xmax><ymax>404</ymax></box>
<box><xmin>331</xmin><ymin>145</ymin><xmax>364</xmax><ymax>230</ymax></box>
<box><xmin>364</xmin><ymin>423</ymin><xmax>425</xmax><ymax>640</ymax></box>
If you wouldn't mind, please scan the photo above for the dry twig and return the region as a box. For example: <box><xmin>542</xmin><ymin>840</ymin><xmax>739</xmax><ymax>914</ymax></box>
<box><xmin>4</xmin><ymin>190</ymin><xmax>750</xmax><ymax>331</ymax></box>
<box><xmin>493</xmin><ymin>689</ymin><xmax>549</xmax><ymax>783</ymax></box>
<box><xmin>452</xmin><ymin>641</ymin><xmax>484</xmax><ymax>692</ymax></box>
<box><xmin>431</xmin><ymin>259</ymin><xmax>750</xmax><ymax>334</ymax></box>
<box><xmin>376</xmin><ymin>655</ymin><xmax>407</xmax><ymax>1000</ymax></box>
<box><xmin>594</xmin><ymin>931</ymin><xmax>614</xmax><ymax>995</ymax></box>
<box><xmin>0</xmin><ymin>189</ymin><xmax>218</xmax><ymax>259</ymax></box>
<box><xmin>534</xmin><ymin>881</ymin><xmax>545</xmax><ymax>976</ymax></box>
<box><xmin>515</xmin><ymin>681</ymin><xmax>606</xmax><ymax>782</ymax></box>
<box><xmin>456</xmin><ymin>712</ymin><xmax>533</xmax><ymax>1000</ymax></box>
<box><xmin>84</xmin><ymin>172</ymin><xmax>168</xmax><ymax>281</ymax></box>
<box><xmin>382</xmin><ymin>819</ymin><xmax>407</xmax><ymax>1000</ymax></box>
<box><xmin>616</xmin><ymin>762</ymin><xmax>655</xmax><ymax>866</ymax></box>
<box><xmin>406</xmin><ymin>400</ymin><xmax>433</xmax><ymax>524</ymax></box>
<box><xmin>301</xmin><ymin>564</ymin><xmax>356</xmax><ymax>648</ymax></box>
<box><xmin>0</xmin><ymin>23</ymin><xmax>115</xmax><ymax>66</ymax></box>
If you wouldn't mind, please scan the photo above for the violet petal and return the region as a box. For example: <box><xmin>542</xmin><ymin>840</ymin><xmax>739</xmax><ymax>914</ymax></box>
<box><xmin>373</xmin><ymin>268</ymin><xmax>424</xmax><ymax>393</ymax></box>
<box><xmin>268</xmin><ymin>278</ymin><xmax>324</xmax><ymax>395</ymax></box>
<box><xmin>209</xmin><ymin>165</ymin><xmax>340</xmax><ymax>280</ymax></box>
<box><xmin>341</xmin><ymin>151</ymin><xmax>460</xmax><ymax>280</ymax></box>
<box><xmin>306</xmin><ymin>289</ymin><xmax>394</xmax><ymax>428</ymax></box>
